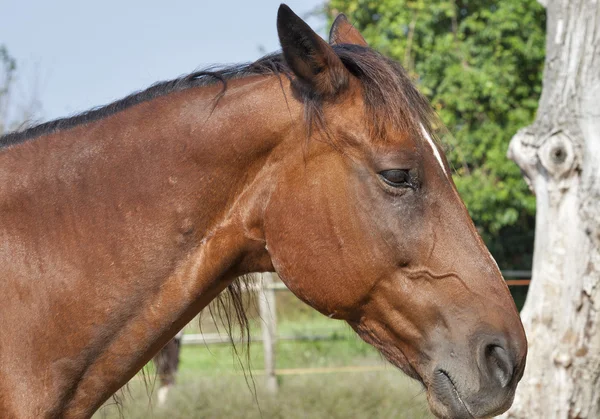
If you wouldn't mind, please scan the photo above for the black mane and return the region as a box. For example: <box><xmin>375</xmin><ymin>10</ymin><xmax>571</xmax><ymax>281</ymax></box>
<box><xmin>0</xmin><ymin>45</ymin><xmax>437</xmax><ymax>148</ymax></box>
<box><xmin>0</xmin><ymin>53</ymin><xmax>290</xmax><ymax>148</ymax></box>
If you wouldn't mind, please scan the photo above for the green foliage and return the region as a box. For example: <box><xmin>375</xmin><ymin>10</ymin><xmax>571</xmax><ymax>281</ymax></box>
<box><xmin>327</xmin><ymin>0</ymin><xmax>545</xmax><ymax>268</ymax></box>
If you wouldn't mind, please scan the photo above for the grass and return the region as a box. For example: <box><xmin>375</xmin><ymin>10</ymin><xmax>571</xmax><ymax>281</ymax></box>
<box><xmin>94</xmin><ymin>286</ymin><xmax>434</xmax><ymax>418</ymax></box>
<box><xmin>96</xmin><ymin>370</ymin><xmax>432</xmax><ymax>419</ymax></box>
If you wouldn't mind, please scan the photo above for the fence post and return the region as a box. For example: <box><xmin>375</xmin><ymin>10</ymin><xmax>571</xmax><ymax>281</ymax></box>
<box><xmin>259</xmin><ymin>272</ymin><xmax>278</xmax><ymax>392</ymax></box>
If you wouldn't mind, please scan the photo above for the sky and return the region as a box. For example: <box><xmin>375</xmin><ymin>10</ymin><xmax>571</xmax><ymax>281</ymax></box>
<box><xmin>0</xmin><ymin>0</ymin><xmax>326</xmax><ymax>124</ymax></box>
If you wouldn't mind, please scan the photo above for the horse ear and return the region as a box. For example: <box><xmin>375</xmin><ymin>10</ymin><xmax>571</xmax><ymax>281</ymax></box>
<box><xmin>329</xmin><ymin>14</ymin><xmax>368</xmax><ymax>47</ymax></box>
<box><xmin>277</xmin><ymin>4</ymin><xmax>349</xmax><ymax>97</ymax></box>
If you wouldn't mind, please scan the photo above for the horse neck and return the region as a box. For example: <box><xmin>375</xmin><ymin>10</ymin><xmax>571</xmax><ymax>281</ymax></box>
<box><xmin>0</xmin><ymin>75</ymin><xmax>299</xmax><ymax>416</ymax></box>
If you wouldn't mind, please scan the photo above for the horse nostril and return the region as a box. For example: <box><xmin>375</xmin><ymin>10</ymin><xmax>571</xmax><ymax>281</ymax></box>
<box><xmin>484</xmin><ymin>344</ymin><xmax>513</xmax><ymax>388</ymax></box>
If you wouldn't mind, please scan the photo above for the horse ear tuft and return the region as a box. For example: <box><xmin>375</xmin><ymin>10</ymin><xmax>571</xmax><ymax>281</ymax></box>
<box><xmin>277</xmin><ymin>4</ymin><xmax>349</xmax><ymax>97</ymax></box>
<box><xmin>329</xmin><ymin>14</ymin><xmax>368</xmax><ymax>47</ymax></box>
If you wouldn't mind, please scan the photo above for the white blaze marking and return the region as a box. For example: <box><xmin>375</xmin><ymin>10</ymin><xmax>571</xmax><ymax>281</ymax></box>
<box><xmin>420</xmin><ymin>123</ymin><xmax>448</xmax><ymax>177</ymax></box>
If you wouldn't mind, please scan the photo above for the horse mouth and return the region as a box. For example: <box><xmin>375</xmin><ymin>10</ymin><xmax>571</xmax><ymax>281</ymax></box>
<box><xmin>432</xmin><ymin>370</ymin><xmax>475</xmax><ymax>419</ymax></box>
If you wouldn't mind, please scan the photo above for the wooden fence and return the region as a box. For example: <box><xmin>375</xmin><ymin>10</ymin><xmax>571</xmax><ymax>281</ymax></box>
<box><xmin>181</xmin><ymin>271</ymin><xmax>531</xmax><ymax>391</ymax></box>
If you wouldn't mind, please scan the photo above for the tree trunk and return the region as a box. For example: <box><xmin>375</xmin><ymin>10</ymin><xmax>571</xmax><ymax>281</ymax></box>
<box><xmin>503</xmin><ymin>0</ymin><xmax>600</xmax><ymax>417</ymax></box>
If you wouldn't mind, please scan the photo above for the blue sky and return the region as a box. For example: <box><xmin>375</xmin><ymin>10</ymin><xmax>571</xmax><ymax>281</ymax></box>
<box><xmin>0</xmin><ymin>0</ymin><xmax>326</xmax><ymax>123</ymax></box>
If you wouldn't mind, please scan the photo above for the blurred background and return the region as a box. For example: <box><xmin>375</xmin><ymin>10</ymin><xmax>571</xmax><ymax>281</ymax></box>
<box><xmin>0</xmin><ymin>1</ymin><xmax>546</xmax><ymax>417</ymax></box>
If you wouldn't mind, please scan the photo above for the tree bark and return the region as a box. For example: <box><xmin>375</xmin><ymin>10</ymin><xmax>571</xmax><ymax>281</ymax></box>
<box><xmin>503</xmin><ymin>0</ymin><xmax>600</xmax><ymax>417</ymax></box>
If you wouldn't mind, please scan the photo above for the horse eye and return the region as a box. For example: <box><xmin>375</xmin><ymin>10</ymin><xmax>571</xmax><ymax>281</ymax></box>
<box><xmin>379</xmin><ymin>169</ymin><xmax>413</xmax><ymax>188</ymax></box>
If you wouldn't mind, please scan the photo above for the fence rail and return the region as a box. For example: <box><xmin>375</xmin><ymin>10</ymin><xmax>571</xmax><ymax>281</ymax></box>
<box><xmin>503</xmin><ymin>270</ymin><xmax>531</xmax><ymax>286</ymax></box>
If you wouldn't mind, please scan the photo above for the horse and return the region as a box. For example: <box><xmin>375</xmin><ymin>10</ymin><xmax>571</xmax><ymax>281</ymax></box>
<box><xmin>0</xmin><ymin>5</ymin><xmax>527</xmax><ymax>418</ymax></box>
<box><xmin>153</xmin><ymin>330</ymin><xmax>183</xmax><ymax>406</ymax></box>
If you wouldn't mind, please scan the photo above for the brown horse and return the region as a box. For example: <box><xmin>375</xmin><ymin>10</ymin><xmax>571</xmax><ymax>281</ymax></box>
<box><xmin>153</xmin><ymin>330</ymin><xmax>183</xmax><ymax>406</ymax></box>
<box><xmin>0</xmin><ymin>5</ymin><xmax>526</xmax><ymax>418</ymax></box>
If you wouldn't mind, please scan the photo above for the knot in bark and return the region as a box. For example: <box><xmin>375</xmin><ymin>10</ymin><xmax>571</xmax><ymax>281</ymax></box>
<box><xmin>508</xmin><ymin>128</ymin><xmax>580</xmax><ymax>195</ymax></box>
<box><xmin>538</xmin><ymin>130</ymin><xmax>578</xmax><ymax>181</ymax></box>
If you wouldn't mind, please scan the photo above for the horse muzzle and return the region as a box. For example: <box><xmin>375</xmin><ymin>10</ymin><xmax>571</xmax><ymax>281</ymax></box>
<box><xmin>426</xmin><ymin>333</ymin><xmax>526</xmax><ymax>418</ymax></box>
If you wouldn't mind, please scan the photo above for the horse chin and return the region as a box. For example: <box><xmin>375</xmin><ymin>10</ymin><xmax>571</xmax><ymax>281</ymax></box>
<box><xmin>425</xmin><ymin>376</ymin><xmax>475</xmax><ymax>419</ymax></box>
<box><xmin>423</xmin><ymin>369</ymin><xmax>516</xmax><ymax>419</ymax></box>
<box><xmin>349</xmin><ymin>320</ymin><xmax>425</xmax><ymax>384</ymax></box>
